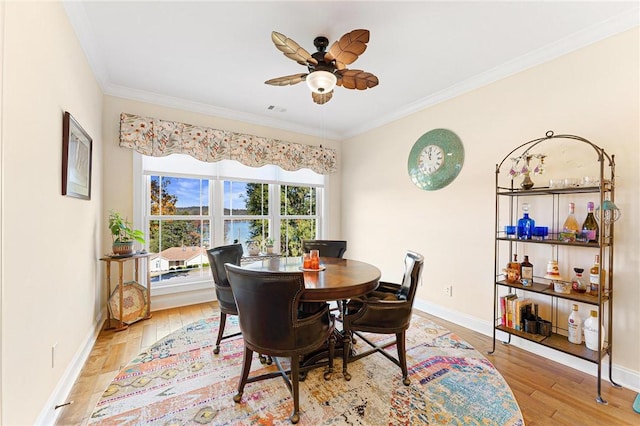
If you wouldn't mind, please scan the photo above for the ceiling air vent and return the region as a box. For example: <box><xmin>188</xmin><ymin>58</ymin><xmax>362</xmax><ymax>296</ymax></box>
<box><xmin>267</xmin><ymin>105</ymin><xmax>287</xmax><ymax>113</ymax></box>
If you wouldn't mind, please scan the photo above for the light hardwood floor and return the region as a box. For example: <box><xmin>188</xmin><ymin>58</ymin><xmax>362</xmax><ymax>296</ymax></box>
<box><xmin>56</xmin><ymin>302</ymin><xmax>638</xmax><ymax>425</ymax></box>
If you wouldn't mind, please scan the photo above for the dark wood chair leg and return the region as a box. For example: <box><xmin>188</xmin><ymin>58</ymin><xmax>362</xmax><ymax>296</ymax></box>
<box><xmin>342</xmin><ymin>327</ymin><xmax>352</xmax><ymax>381</ymax></box>
<box><xmin>396</xmin><ymin>331</ymin><xmax>410</xmax><ymax>385</ymax></box>
<box><xmin>290</xmin><ymin>355</ymin><xmax>300</xmax><ymax>424</ymax></box>
<box><xmin>233</xmin><ymin>347</ymin><xmax>253</xmax><ymax>403</ymax></box>
<box><xmin>324</xmin><ymin>331</ymin><xmax>336</xmax><ymax>380</ymax></box>
<box><xmin>214</xmin><ymin>312</ymin><xmax>227</xmax><ymax>354</ymax></box>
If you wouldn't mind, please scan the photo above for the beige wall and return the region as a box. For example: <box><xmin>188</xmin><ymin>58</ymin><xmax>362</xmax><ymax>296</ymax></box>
<box><xmin>1</xmin><ymin>1</ymin><xmax>103</xmax><ymax>424</ymax></box>
<box><xmin>341</xmin><ymin>28</ymin><xmax>639</xmax><ymax>384</ymax></box>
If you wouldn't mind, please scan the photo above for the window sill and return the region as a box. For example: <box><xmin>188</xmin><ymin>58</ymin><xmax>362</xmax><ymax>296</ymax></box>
<box><xmin>151</xmin><ymin>279</ymin><xmax>214</xmax><ymax>297</ymax></box>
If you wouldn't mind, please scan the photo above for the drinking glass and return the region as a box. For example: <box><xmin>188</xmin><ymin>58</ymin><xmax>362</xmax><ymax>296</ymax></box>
<box><xmin>563</xmin><ymin>177</ymin><xmax>579</xmax><ymax>188</ymax></box>
<box><xmin>532</xmin><ymin>226</ymin><xmax>548</xmax><ymax>240</ymax></box>
<box><xmin>504</xmin><ymin>225</ymin><xmax>517</xmax><ymax>239</ymax></box>
<box><xmin>302</xmin><ymin>253</ymin><xmax>311</xmax><ymax>269</ymax></box>
<box><xmin>541</xmin><ymin>226</ymin><xmax>548</xmax><ymax>239</ymax></box>
<box><xmin>581</xmin><ymin>176</ymin><xmax>599</xmax><ymax>187</ymax></box>
<box><xmin>548</xmin><ymin>179</ymin><xmax>562</xmax><ymax>189</ymax></box>
<box><xmin>310</xmin><ymin>250</ymin><xmax>320</xmax><ymax>269</ymax></box>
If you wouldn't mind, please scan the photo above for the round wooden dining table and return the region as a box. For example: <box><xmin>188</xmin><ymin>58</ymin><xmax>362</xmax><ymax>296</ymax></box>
<box><xmin>242</xmin><ymin>256</ymin><xmax>381</xmax><ymax>302</ymax></box>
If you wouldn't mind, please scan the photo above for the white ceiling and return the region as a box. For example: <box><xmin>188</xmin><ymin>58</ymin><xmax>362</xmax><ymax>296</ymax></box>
<box><xmin>63</xmin><ymin>1</ymin><xmax>639</xmax><ymax>140</ymax></box>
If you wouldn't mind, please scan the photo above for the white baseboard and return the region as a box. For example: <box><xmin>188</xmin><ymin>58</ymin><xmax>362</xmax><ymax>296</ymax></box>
<box><xmin>35</xmin><ymin>310</ymin><xmax>106</xmax><ymax>426</ymax></box>
<box><xmin>414</xmin><ymin>297</ymin><xmax>640</xmax><ymax>394</ymax></box>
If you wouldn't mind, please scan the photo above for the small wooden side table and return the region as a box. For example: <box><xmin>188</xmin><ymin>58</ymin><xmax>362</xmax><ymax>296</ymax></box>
<box><xmin>100</xmin><ymin>252</ymin><xmax>152</xmax><ymax>331</ymax></box>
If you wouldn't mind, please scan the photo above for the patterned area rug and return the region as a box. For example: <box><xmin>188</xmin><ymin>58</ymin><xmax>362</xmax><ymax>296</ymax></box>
<box><xmin>89</xmin><ymin>314</ymin><xmax>523</xmax><ymax>425</ymax></box>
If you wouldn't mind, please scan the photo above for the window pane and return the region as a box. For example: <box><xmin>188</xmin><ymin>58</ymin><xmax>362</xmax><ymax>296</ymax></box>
<box><xmin>151</xmin><ymin>176</ymin><xmax>208</xmax><ymax>215</ymax></box>
<box><xmin>281</xmin><ymin>219</ymin><xmax>316</xmax><ymax>256</ymax></box>
<box><xmin>281</xmin><ymin>185</ymin><xmax>316</xmax><ymax>215</ymax></box>
<box><xmin>201</xmin><ymin>180</ymin><xmax>209</xmax><ymax>215</ymax></box>
<box><xmin>149</xmin><ymin>218</ymin><xmax>211</xmax><ymax>285</ymax></box>
<box><xmin>150</xmin><ymin>176</ymin><xmax>176</xmax><ymax>215</ymax></box>
<box><xmin>224</xmin><ymin>181</ymin><xmax>270</xmax><ymax>254</ymax></box>
<box><xmin>225</xmin><ymin>219</ymin><xmax>269</xmax><ymax>253</ymax></box>
<box><xmin>224</xmin><ymin>181</ymin><xmax>268</xmax><ymax>215</ymax></box>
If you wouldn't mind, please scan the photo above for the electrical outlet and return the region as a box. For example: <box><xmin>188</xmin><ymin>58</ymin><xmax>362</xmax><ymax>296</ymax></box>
<box><xmin>444</xmin><ymin>285</ymin><xmax>453</xmax><ymax>297</ymax></box>
<box><xmin>52</xmin><ymin>343</ymin><xmax>57</xmax><ymax>368</ymax></box>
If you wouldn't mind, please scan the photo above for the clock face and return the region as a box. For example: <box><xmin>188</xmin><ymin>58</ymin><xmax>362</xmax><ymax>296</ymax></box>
<box><xmin>418</xmin><ymin>144</ymin><xmax>444</xmax><ymax>175</ymax></box>
<box><xmin>407</xmin><ymin>129</ymin><xmax>464</xmax><ymax>191</ymax></box>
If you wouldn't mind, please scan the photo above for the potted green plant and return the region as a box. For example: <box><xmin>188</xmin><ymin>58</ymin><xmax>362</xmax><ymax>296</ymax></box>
<box><xmin>108</xmin><ymin>211</ymin><xmax>145</xmax><ymax>256</ymax></box>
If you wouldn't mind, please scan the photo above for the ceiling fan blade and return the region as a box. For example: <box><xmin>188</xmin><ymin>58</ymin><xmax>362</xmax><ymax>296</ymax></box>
<box><xmin>336</xmin><ymin>69</ymin><xmax>379</xmax><ymax>90</ymax></box>
<box><xmin>312</xmin><ymin>90</ymin><xmax>333</xmax><ymax>105</ymax></box>
<box><xmin>271</xmin><ymin>31</ymin><xmax>318</xmax><ymax>66</ymax></box>
<box><xmin>325</xmin><ymin>29</ymin><xmax>370</xmax><ymax>70</ymax></box>
<box><xmin>265</xmin><ymin>73</ymin><xmax>307</xmax><ymax>86</ymax></box>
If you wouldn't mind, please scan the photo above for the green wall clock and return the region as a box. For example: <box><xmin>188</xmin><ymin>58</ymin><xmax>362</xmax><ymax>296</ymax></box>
<box><xmin>407</xmin><ymin>128</ymin><xmax>464</xmax><ymax>191</ymax></box>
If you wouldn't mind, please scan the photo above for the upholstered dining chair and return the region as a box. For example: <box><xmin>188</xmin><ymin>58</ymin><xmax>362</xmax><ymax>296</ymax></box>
<box><xmin>341</xmin><ymin>250</ymin><xmax>424</xmax><ymax>385</ymax></box>
<box><xmin>205</xmin><ymin>244</ymin><xmax>244</xmax><ymax>355</ymax></box>
<box><xmin>301</xmin><ymin>239</ymin><xmax>347</xmax><ymax>258</ymax></box>
<box><xmin>301</xmin><ymin>239</ymin><xmax>348</xmax><ymax>315</ymax></box>
<box><xmin>225</xmin><ymin>264</ymin><xmax>335</xmax><ymax>424</ymax></box>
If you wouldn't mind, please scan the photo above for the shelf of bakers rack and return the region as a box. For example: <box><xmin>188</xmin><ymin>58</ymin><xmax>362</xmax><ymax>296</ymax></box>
<box><xmin>493</xmin><ymin>324</ymin><xmax>609</xmax><ymax>363</ymax></box>
<box><xmin>496</xmin><ymin>182</ymin><xmax>613</xmax><ymax>196</ymax></box>
<box><xmin>496</xmin><ymin>235</ymin><xmax>611</xmax><ymax>247</ymax></box>
<box><xmin>495</xmin><ymin>278</ymin><xmax>610</xmax><ymax>305</ymax></box>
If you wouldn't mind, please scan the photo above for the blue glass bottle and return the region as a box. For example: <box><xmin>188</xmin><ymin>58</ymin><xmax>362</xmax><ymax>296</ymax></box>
<box><xmin>517</xmin><ymin>203</ymin><xmax>535</xmax><ymax>240</ymax></box>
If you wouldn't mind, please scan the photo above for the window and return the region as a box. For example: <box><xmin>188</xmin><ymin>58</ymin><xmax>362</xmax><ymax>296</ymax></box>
<box><xmin>280</xmin><ymin>184</ymin><xmax>318</xmax><ymax>256</ymax></box>
<box><xmin>148</xmin><ymin>176</ymin><xmax>211</xmax><ymax>286</ymax></box>
<box><xmin>137</xmin><ymin>154</ymin><xmax>325</xmax><ymax>292</ymax></box>
<box><xmin>223</xmin><ymin>181</ymin><xmax>270</xmax><ymax>247</ymax></box>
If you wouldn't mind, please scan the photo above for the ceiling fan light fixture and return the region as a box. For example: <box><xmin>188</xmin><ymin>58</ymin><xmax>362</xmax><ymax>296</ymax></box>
<box><xmin>306</xmin><ymin>70</ymin><xmax>337</xmax><ymax>94</ymax></box>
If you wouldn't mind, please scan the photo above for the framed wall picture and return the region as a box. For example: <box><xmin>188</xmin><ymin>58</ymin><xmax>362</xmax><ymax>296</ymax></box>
<box><xmin>62</xmin><ymin>111</ymin><xmax>93</xmax><ymax>199</ymax></box>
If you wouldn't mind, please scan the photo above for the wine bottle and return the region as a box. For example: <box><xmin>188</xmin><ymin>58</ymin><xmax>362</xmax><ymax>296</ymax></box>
<box><xmin>560</xmin><ymin>202</ymin><xmax>580</xmax><ymax>242</ymax></box>
<box><xmin>520</xmin><ymin>255</ymin><xmax>533</xmax><ymax>286</ymax></box>
<box><xmin>589</xmin><ymin>255</ymin><xmax>605</xmax><ymax>295</ymax></box>
<box><xmin>581</xmin><ymin>202</ymin><xmax>599</xmax><ymax>243</ymax></box>
<box><xmin>517</xmin><ymin>203</ymin><xmax>535</xmax><ymax>240</ymax></box>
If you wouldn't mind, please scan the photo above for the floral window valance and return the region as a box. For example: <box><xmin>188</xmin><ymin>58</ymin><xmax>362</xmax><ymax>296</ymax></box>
<box><xmin>119</xmin><ymin>112</ymin><xmax>337</xmax><ymax>174</ymax></box>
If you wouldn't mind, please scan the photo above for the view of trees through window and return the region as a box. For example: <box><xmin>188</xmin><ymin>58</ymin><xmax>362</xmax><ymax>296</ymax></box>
<box><xmin>147</xmin><ymin>176</ymin><xmax>319</xmax><ymax>286</ymax></box>
<box><xmin>279</xmin><ymin>184</ymin><xmax>317</xmax><ymax>256</ymax></box>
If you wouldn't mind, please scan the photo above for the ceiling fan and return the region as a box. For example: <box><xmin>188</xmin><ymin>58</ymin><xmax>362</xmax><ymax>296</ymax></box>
<box><xmin>265</xmin><ymin>29</ymin><xmax>379</xmax><ymax>105</ymax></box>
